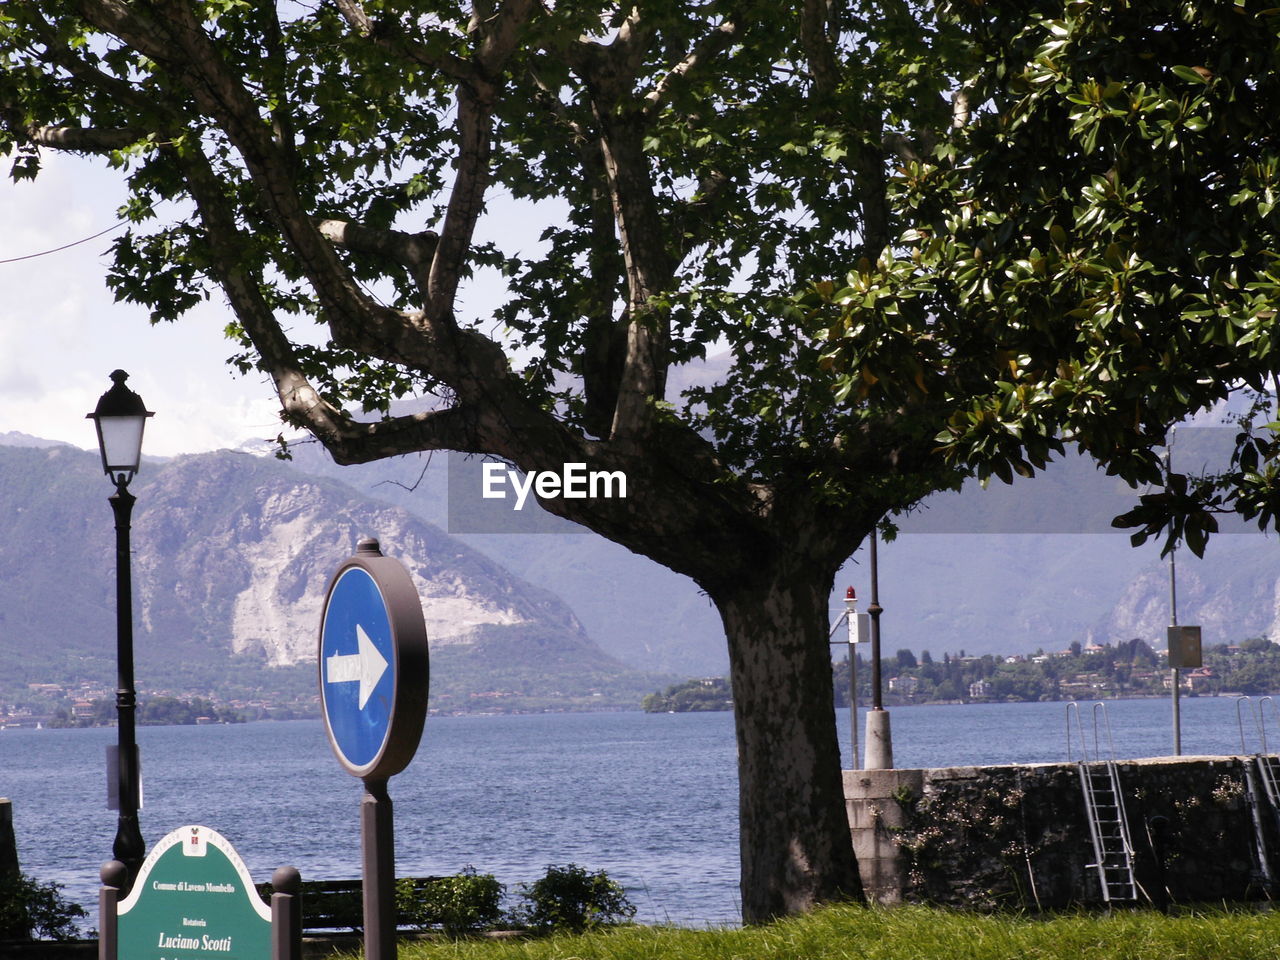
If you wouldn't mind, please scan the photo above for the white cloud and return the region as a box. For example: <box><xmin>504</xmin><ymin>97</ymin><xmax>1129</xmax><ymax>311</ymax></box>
<box><xmin>0</xmin><ymin>151</ymin><xmax>559</xmax><ymax>458</ymax></box>
<box><xmin>0</xmin><ymin>153</ymin><xmax>285</xmax><ymax>456</ymax></box>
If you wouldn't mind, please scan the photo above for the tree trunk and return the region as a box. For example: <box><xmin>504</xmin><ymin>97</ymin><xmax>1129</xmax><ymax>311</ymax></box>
<box><xmin>714</xmin><ymin>564</ymin><xmax>864</xmax><ymax>923</ymax></box>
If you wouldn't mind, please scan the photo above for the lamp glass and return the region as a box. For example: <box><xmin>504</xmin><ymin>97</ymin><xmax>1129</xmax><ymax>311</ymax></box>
<box><xmin>87</xmin><ymin>370</ymin><xmax>153</xmax><ymax>481</ymax></box>
<box><xmin>95</xmin><ymin>415</ymin><xmax>148</xmax><ymax>475</ymax></box>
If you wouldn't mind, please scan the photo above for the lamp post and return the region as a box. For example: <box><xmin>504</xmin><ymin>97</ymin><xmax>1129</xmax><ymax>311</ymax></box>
<box><xmin>87</xmin><ymin>370</ymin><xmax>153</xmax><ymax>884</ymax></box>
<box><xmin>864</xmin><ymin>530</ymin><xmax>893</xmax><ymax>769</ymax></box>
<box><xmin>1165</xmin><ymin>444</ymin><xmax>1182</xmax><ymax>757</ymax></box>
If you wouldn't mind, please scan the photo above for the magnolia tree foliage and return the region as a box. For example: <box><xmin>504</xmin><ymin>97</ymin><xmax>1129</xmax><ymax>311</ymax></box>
<box><xmin>3</xmin><ymin>0</ymin><xmax>1279</xmax><ymax>922</ymax></box>
<box><xmin>803</xmin><ymin>0</ymin><xmax>1280</xmax><ymax>556</ymax></box>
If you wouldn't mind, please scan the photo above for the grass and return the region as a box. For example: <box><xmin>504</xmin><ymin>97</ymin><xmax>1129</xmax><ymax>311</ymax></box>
<box><xmin>373</xmin><ymin>904</ymin><xmax>1280</xmax><ymax>960</ymax></box>
<box><xmin>378</xmin><ymin>906</ymin><xmax>1280</xmax><ymax>960</ymax></box>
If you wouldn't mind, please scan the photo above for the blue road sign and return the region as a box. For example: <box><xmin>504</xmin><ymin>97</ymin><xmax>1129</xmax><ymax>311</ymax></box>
<box><xmin>319</xmin><ymin>539</ymin><xmax>428</xmax><ymax>780</ymax></box>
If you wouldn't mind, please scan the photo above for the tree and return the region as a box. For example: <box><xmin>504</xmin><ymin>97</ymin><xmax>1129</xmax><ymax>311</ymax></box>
<box><xmin>4</xmin><ymin>0</ymin><xmax>1279</xmax><ymax>922</ymax></box>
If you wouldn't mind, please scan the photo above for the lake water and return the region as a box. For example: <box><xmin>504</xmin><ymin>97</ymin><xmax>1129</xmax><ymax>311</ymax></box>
<box><xmin>0</xmin><ymin>696</ymin><xmax>1267</xmax><ymax>928</ymax></box>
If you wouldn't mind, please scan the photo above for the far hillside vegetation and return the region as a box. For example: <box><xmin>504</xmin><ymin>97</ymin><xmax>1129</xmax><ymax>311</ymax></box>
<box><xmin>646</xmin><ymin>638</ymin><xmax>1280</xmax><ymax>711</ymax></box>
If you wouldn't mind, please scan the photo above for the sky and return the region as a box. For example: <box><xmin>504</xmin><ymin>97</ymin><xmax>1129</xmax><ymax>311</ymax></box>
<box><xmin>0</xmin><ymin>146</ymin><xmax>1254</xmax><ymax>464</ymax></box>
<box><xmin>0</xmin><ymin>152</ymin><xmax>289</xmax><ymax>456</ymax></box>
<box><xmin>0</xmin><ymin>150</ymin><xmax>540</xmax><ymax>459</ymax></box>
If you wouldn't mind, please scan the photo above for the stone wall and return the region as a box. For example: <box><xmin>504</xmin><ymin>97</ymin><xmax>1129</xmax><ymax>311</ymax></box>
<box><xmin>845</xmin><ymin>756</ymin><xmax>1274</xmax><ymax>910</ymax></box>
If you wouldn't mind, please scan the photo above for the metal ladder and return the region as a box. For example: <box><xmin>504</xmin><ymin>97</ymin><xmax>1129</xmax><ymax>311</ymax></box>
<box><xmin>1258</xmin><ymin>753</ymin><xmax>1280</xmax><ymax>809</ymax></box>
<box><xmin>1237</xmin><ymin>696</ymin><xmax>1280</xmax><ymax>888</ymax></box>
<box><xmin>1236</xmin><ymin>696</ymin><xmax>1280</xmax><ymax>811</ymax></box>
<box><xmin>1067</xmin><ymin>702</ymin><xmax>1139</xmax><ymax>904</ymax></box>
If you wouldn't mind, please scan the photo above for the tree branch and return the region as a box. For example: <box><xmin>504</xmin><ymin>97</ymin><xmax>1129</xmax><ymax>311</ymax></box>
<box><xmin>953</xmin><ymin>85</ymin><xmax>973</xmax><ymax>128</ymax></box>
<box><xmin>8</xmin><ymin>6</ymin><xmax>170</xmax><ymax>145</ymax></box>
<box><xmin>801</xmin><ymin>0</ymin><xmax>841</xmax><ymax>100</ymax></box>
<box><xmin>332</xmin><ymin>0</ymin><xmax>374</xmax><ymax>37</ymax></box>
<box><xmin>420</xmin><ymin>2</ymin><xmax>540</xmax><ymax>320</ymax></box>
<box><xmin>263</xmin><ymin>2</ymin><xmax>296</xmax><ymax>158</ymax></box>
<box><xmin>176</xmin><ymin>138</ymin><xmax>493</xmax><ymax>464</ymax></box>
<box><xmin>476</xmin><ymin>0</ymin><xmax>540</xmax><ymax>75</ymax></box>
<box><xmin>610</xmin><ymin>7</ymin><xmax>653</xmax><ymax>83</ymax></box>
<box><xmin>316</xmin><ymin>218</ymin><xmax>438</xmax><ymax>288</ymax></box>
<box><xmin>641</xmin><ymin>19</ymin><xmax>742</xmax><ymax>123</ymax></box>
<box><xmin>309</xmin><ymin>406</ymin><xmax>487</xmax><ymax>465</ymax></box>
<box><xmin>21</xmin><ymin>124</ymin><xmax>152</xmax><ymax>153</ymax></box>
<box><xmin>567</xmin><ymin>16</ymin><xmax>684</xmax><ymax>439</ymax></box>
<box><xmin>884</xmin><ymin>132</ymin><xmax>924</xmax><ymax>165</ymax></box>
<box><xmin>332</xmin><ymin>0</ymin><xmax>479</xmax><ymax>85</ymax></box>
<box><xmin>424</xmin><ymin>82</ymin><xmax>493</xmax><ymax>320</ymax></box>
<box><xmin>77</xmin><ymin>0</ymin><xmax>413</xmax><ymax>352</ymax></box>
<box><xmin>175</xmin><ymin>141</ymin><xmax>353</xmax><ymax>442</ymax></box>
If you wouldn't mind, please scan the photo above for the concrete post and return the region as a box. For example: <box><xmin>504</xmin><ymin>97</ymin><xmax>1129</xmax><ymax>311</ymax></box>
<box><xmin>271</xmin><ymin>866</ymin><xmax>302</xmax><ymax>960</ymax></box>
<box><xmin>865</xmin><ymin>709</ymin><xmax>894</xmax><ymax>770</ymax></box>
<box><xmin>99</xmin><ymin>860</ymin><xmax>127</xmax><ymax>960</ymax></box>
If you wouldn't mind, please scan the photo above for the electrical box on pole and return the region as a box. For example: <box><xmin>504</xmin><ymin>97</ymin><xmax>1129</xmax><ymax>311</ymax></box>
<box><xmin>1167</xmin><ymin>625</ymin><xmax>1203</xmax><ymax>669</ymax></box>
<box><xmin>851</xmin><ymin>612</ymin><xmax>870</xmax><ymax>644</ymax></box>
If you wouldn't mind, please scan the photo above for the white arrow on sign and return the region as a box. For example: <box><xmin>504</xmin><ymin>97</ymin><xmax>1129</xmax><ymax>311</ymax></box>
<box><xmin>326</xmin><ymin>624</ymin><xmax>389</xmax><ymax>710</ymax></box>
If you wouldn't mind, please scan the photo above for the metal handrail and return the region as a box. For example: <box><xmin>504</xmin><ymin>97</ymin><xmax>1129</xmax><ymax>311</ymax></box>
<box><xmin>1261</xmin><ymin>697</ymin><xmax>1279</xmax><ymax>755</ymax></box>
<box><xmin>1093</xmin><ymin>701</ymin><xmax>1118</xmax><ymax>761</ymax></box>
<box><xmin>1064</xmin><ymin>701</ymin><xmax>1116</xmax><ymax>762</ymax></box>
<box><xmin>1238</xmin><ymin>696</ymin><xmax>1256</xmax><ymax>755</ymax></box>
<box><xmin>1235</xmin><ymin>695</ymin><xmax>1279</xmax><ymax>756</ymax></box>
<box><xmin>1067</xmin><ymin>702</ymin><xmax>1087</xmax><ymax>762</ymax></box>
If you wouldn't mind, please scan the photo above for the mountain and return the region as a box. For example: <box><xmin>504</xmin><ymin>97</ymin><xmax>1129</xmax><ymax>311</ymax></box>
<box><xmin>6</xmin><ymin>426</ymin><xmax>1278</xmax><ymax>714</ymax></box>
<box><xmin>0</xmin><ymin>444</ymin><xmax>670</xmax><ymax>712</ymax></box>
<box><xmin>0</xmin><ymin>431</ymin><xmax>74</xmax><ymax>449</ymax></box>
<box><xmin>279</xmin><ymin>430</ymin><xmax>1280</xmax><ymax>670</ymax></box>
<box><xmin>1097</xmin><ymin>535</ymin><xmax>1280</xmax><ymax>646</ymax></box>
<box><xmin>282</xmin><ymin>444</ymin><xmax>733</xmax><ymax>676</ymax></box>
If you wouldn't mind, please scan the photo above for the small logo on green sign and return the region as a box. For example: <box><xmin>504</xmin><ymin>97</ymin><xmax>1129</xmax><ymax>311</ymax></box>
<box><xmin>118</xmin><ymin>825</ymin><xmax>270</xmax><ymax>960</ymax></box>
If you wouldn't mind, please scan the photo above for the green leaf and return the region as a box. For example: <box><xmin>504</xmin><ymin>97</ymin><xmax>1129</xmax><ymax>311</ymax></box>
<box><xmin>1170</xmin><ymin>64</ymin><xmax>1211</xmax><ymax>85</ymax></box>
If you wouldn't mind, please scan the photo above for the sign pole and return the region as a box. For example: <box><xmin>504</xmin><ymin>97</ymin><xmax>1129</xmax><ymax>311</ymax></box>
<box><xmin>318</xmin><ymin>537</ymin><xmax>429</xmax><ymax>960</ymax></box>
<box><xmin>362</xmin><ymin>779</ymin><xmax>396</xmax><ymax>960</ymax></box>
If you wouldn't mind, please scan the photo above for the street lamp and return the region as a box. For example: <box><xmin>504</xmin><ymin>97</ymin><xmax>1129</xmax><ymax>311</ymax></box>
<box><xmin>864</xmin><ymin>530</ymin><xmax>893</xmax><ymax>769</ymax></box>
<box><xmin>87</xmin><ymin>369</ymin><xmax>153</xmax><ymax>883</ymax></box>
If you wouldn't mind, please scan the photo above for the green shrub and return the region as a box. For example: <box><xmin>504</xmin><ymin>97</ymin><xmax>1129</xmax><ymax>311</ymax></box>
<box><xmin>398</xmin><ymin>868</ymin><xmax>504</xmax><ymax>935</ymax></box>
<box><xmin>0</xmin><ymin>872</ymin><xmax>88</xmax><ymax>941</ymax></box>
<box><xmin>513</xmin><ymin>864</ymin><xmax>635</xmax><ymax>934</ymax></box>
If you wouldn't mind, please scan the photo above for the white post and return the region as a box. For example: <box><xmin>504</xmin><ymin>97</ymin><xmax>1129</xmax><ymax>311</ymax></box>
<box><xmin>845</xmin><ymin>587</ymin><xmax>860</xmax><ymax>771</ymax></box>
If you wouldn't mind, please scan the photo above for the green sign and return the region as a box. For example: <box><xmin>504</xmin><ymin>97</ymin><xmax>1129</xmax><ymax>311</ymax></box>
<box><xmin>118</xmin><ymin>825</ymin><xmax>270</xmax><ymax>960</ymax></box>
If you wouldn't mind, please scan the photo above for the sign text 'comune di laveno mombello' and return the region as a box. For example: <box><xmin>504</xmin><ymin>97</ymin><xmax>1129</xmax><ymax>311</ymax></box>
<box><xmin>481</xmin><ymin>462</ymin><xmax>628</xmax><ymax>511</ymax></box>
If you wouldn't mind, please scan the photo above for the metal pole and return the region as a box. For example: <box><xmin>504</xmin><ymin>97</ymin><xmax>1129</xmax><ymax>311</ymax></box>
<box><xmin>1168</xmin><ymin>449</ymin><xmax>1181</xmax><ymax>757</ymax></box>
<box><xmin>1170</xmin><ymin>532</ymin><xmax>1181</xmax><ymax>756</ymax></box>
<box><xmin>361</xmin><ymin>778</ymin><xmax>396</xmax><ymax>960</ymax></box>
<box><xmin>865</xmin><ymin>531</ymin><xmax>894</xmax><ymax>769</ymax></box>
<box><xmin>109</xmin><ymin>481</ymin><xmax>144</xmax><ymax>882</ymax></box>
<box><xmin>869</xmin><ymin>533</ymin><xmax>883</xmax><ymax>710</ymax></box>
